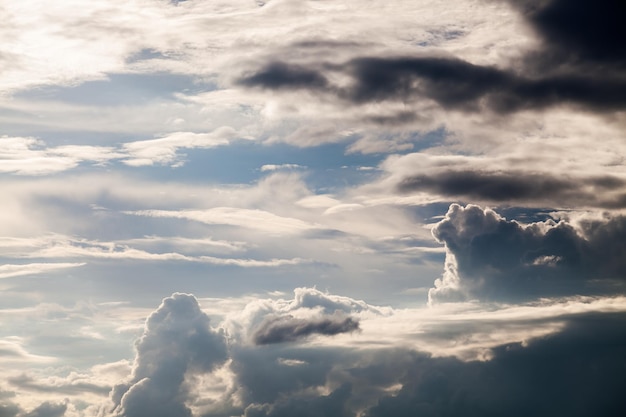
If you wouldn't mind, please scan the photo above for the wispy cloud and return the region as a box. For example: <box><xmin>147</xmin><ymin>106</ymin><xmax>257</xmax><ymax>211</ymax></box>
<box><xmin>127</xmin><ymin>207</ymin><xmax>320</xmax><ymax>235</ymax></box>
<box><xmin>0</xmin><ymin>263</ymin><xmax>85</xmax><ymax>279</ymax></box>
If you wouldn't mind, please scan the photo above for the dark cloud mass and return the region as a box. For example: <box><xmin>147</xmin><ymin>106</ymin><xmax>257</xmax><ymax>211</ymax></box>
<box><xmin>397</xmin><ymin>170</ymin><xmax>626</xmax><ymax>208</ymax></box>
<box><xmin>111</xmin><ymin>293</ymin><xmax>227</xmax><ymax>417</ymax></box>
<box><xmin>239</xmin><ymin>55</ymin><xmax>626</xmax><ymax>114</ymax></box>
<box><xmin>237</xmin><ymin>0</ymin><xmax>626</xmax><ymax>115</ymax></box>
<box><xmin>238</xmin><ymin>62</ymin><xmax>329</xmax><ymax>90</ymax></box>
<box><xmin>509</xmin><ymin>0</ymin><xmax>626</xmax><ymax>72</ymax></box>
<box><xmin>244</xmin><ymin>383</ymin><xmax>353</xmax><ymax>417</ymax></box>
<box><xmin>429</xmin><ymin>204</ymin><xmax>626</xmax><ymax>302</ymax></box>
<box><xmin>365</xmin><ymin>313</ymin><xmax>626</xmax><ymax>417</ymax></box>
<box><xmin>253</xmin><ymin>314</ymin><xmax>360</xmax><ymax>345</ymax></box>
<box><xmin>22</xmin><ymin>402</ymin><xmax>67</xmax><ymax>417</ymax></box>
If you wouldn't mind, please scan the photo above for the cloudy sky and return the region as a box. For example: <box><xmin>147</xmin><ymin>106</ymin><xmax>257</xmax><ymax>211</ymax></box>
<box><xmin>1</xmin><ymin>0</ymin><xmax>626</xmax><ymax>415</ymax></box>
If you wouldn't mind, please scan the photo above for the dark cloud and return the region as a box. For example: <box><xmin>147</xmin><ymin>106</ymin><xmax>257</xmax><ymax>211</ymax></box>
<box><xmin>0</xmin><ymin>403</ymin><xmax>19</xmax><ymax>417</ymax></box>
<box><xmin>240</xmin><ymin>55</ymin><xmax>626</xmax><ymax>113</ymax></box>
<box><xmin>244</xmin><ymin>383</ymin><xmax>352</xmax><ymax>417</ymax></box>
<box><xmin>253</xmin><ymin>314</ymin><xmax>360</xmax><ymax>345</ymax></box>
<box><xmin>111</xmin><ymin>293</ymin><xmax>228</xmax><ymax>417</ymax></box>
<box><xmin>365</xmin><ymin>312</ymin><xmax>626</xmax><ymax>417</ymax></box>
<box><xmin>0</xmin><ymin>396</ymin><xmax>66</xmax><ymax>417</ymax></box>
<box><xmin>22</xmin><ymin>402</ymin><xmax>67</xmax><ymax>417</ymax></box>
<box><xmin>237</xmin><ymin>0</ymin><xmax>626</xmax><ymax>116</ymax></box>
<box><xmin>225</xmin><ymin>309</ymin><xmax>626</xmax><ymax>417</ymax></box>
<box><xmin>229</xmin><ymin>345</ymin><xmax>343</xmax><ymax>407</ymax></box>
<box><xmin>397</xmin><ymin>170</ymin><xmax>626</xmax><ymax>208</ymax></box>
<box><xmin>507</xmin><ymin>0</ymin><xmax>626</xmax><ymax>73</ymax></box>
<box><xmin>238</xmin><ymin>62</ymin><xmax>329</xmax><ymax>90</ymax></box>
<box><xmin>429</xmin><ymin>204</ymin><xmax>626</xmax><ymax>302</ymax></box>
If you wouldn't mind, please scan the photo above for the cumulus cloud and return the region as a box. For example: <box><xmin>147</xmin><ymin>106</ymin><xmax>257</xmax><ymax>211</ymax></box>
<box><xmin>429</xmin><ymin>204</ymin><xmax>626</xmax><ymax>303</ymax></box>
<box><xmin>111</xmin><ymin>293</ymin><xmax>228</xmax><ymax>417</ymax></box>
<box><xmin>82</xmin><ymin>289</ymin><xmax>626</xmax><ymax>417</ymax></box>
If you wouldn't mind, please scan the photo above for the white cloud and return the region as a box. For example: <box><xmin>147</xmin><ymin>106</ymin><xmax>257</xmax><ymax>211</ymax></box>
<box><xmin>0</xmin><ymin>263</ymin><xmax>85</xmax><ymax>279</ymax></box>
<box><xmin>260</xmin><ymin>164</ymin><xmax>304</xmax><ymax>172</ymax></box>
<box><xmin>122</xmin><ymin>127</ymin><xmax>238</xmax><ymax>167</ymax></box>
<box><xmin>127</xmin><ymin>207</ymin><xmax>320</xmax><ymax>235</ymax></box>
<box><xmin>0</xmin><ymin>235</ymin><xmax>305</xmax><ymax>268</ymax></box>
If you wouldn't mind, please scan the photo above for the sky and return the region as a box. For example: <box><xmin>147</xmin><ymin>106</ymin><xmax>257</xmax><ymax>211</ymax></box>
<box><xmin>1</xmin><ymin>0</ymin><xmax>626</xmax><ymax>416</ymax></box>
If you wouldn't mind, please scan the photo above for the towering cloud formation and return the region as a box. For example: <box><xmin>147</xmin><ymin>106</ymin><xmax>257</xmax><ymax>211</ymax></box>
<box><xmin>111</xmin><ymin>293</ymin><xmax>228</xmax><ymax>417</ymax></box>
<box><xmin>429</xmin><ymin>204</ymin><xmax>626</xmax><ymax>303</ymax></box>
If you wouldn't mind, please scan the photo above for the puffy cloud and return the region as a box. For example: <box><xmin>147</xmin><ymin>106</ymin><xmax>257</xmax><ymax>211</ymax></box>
<box><xmin>429</xmin><ymin>204</ymin><xmax>626</xmax><ymax>303</ymax></box>
<box><xmin>111</xmin><ymin>293</ymin><xmax>228</xmax><ymax>417</ymax></box>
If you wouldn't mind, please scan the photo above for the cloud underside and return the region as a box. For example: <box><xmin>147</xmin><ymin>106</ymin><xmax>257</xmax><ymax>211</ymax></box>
<box><xmin>429</xmin><ymin>204</ymin><xmax>626</xmax><ymax>303</ymax></box>
<box><xmin>397</xmin><ymin>170</ymin><xmax>626</xmax><ymax>209</ymax></box>
<box><xmin>253</xmin><ymin>315</ymin><xmax>359</xmax><ymax>345</ymax></box>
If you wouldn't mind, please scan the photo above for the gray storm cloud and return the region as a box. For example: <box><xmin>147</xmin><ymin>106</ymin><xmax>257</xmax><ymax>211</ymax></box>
<box><xmin>111</xmin><ymin>293</ymin><xmax>228</xmax><ymax>417</ymax></box>
<box><xmin>252</xmin><ymin>314</ymin><xmax>360</xmax><ymax>345</ymax></box>
<box><xmin>429</xmin><ymin>204</ymin><xmax>626</xmax><ymax>303</ymax></box>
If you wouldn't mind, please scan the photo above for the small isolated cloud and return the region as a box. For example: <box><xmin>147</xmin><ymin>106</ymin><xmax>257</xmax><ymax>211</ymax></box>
<box><xmin>260</xmin><ymin>164</ymin><xmax>304</xmax><ymax>172</ymax></box>
<box><xmin>122</xmin><ymin>127</ymin><xmax>237</xmax><ymax>167</ymax></box>
<box><xmin>111</xmin><ymin>293</ymin><xmax>228</xmax><ymax>417</ymax></box>
<box><xmin>253</xmin><ymin>314</ymin><xmax>359</xmax><ymax>345</ymax></box>
<box><xmin>429</xmin><ymin>204</ymin><xmax>626</xmax><ymax>303</ymax></box>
